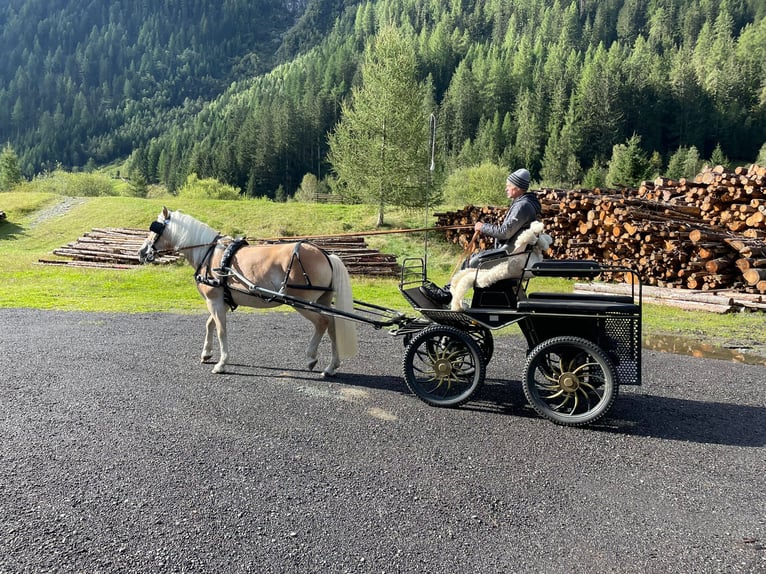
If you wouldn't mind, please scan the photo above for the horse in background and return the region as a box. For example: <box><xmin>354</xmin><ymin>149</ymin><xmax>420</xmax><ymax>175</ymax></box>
<box><xmin>138</xmin><ymin>207</ymin><xmax>358</xmax><ymax>376</ymax></box>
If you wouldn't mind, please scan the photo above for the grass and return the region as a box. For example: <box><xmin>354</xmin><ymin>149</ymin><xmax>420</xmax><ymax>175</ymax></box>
<box><xmin>1</xmin><ymin>191</ymin><xmax>765</xmax><ymax>355</ymax></box>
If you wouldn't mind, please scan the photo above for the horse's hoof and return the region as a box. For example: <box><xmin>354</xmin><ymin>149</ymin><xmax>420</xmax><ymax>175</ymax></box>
<box><xmin>307</xmin><ymin>359</ymin><xmax>318</xmax><ymax>371</ymax></box>
<box><xmin>212</xmin><ymin>364</ymin><xmax>225</xmax><ymax>374</ymax></box>
<box><xmin>322</xmin><ymin>364</ymin><xmax>339</xmax><ymax>377</ymax></box>
<box><xmin>201</xmin><ymin>355</ymin><xmax>213</xmax><ymax>363</ymax></box>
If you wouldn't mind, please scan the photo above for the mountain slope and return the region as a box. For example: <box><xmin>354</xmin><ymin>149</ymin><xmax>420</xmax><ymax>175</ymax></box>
<box><xmin>0</xmin><ymin>0</ymin><xmax>317</xmax><ymax>174</ymax></box>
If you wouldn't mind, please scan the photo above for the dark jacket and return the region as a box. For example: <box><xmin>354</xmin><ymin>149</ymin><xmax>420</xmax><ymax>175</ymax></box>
<box><xmin>480</xmin><ymin>192</ymin><xmax>542</xmax><ymax>251</ymax></box>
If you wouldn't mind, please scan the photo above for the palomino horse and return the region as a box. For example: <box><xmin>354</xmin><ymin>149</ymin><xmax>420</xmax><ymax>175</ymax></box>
<box><xmin>138</xmin><ymin>207</ymin><xmax>358</xmax><ymax>375</ymax></box>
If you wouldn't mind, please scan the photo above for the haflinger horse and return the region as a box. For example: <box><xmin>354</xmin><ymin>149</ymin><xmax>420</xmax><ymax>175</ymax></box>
<box><xmin>138</xmin><ymin>207</ymin><xmax>358</xmax><ymax>376</ymax></box>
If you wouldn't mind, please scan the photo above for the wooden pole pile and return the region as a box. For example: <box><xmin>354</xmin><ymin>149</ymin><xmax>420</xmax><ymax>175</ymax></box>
<box><xmin>40</xmin><ymin>228</ymin><xmax>401</xmax><ymax>276</ymax></box>
<box><xmin>433</xmin><ymin>164</ymin><xmax>766</xmax><ymax>296</ymax></box>
<box><xmin>40</xmin><ymin>227</ymin><xmax>180</xmax><ymax>268</ymax></box>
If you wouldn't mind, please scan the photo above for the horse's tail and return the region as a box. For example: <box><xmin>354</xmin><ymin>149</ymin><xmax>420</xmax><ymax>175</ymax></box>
<box><xmin>329</xmin><ymin>254</ymin><xmax>359</xmax><ymax>360</ymax></box>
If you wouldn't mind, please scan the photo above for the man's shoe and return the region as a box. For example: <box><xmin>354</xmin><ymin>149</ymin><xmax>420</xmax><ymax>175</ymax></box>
<box><xmin>419</xmin><ymin>282</ymin><xmax>452</xmax><ymax>305</ymax></box>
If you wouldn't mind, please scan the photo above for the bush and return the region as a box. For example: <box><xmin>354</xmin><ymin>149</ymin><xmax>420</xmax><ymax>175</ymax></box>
<box><xmin>757</xmin><ymin>142</ymin><xmax>766</xmax><ymax>166</ymax></box>
<box><xmin>176</xmin><ymin>173</ymin><xmax>241</xmax><ymax>200</ymax></box>
<box><xmin>442</xmin><ymin>162</ymin><xmax>509</xmax><ymax>206</ymax></box>
<box><xmin>14</xmin><ymin>170</ymin><xmax>118</xmax><ymax>196</ymax></box>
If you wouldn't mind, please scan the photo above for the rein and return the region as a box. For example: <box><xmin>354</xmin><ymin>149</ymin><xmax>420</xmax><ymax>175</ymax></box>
<box><xmin>248</xmin><ymin>224</ymin><xmax>473</xmax><ymax>243</ymax></box>
<box><xmin>449</xmin><ymin>228</ymin><xmax>482</xmax><ymax>277</ymax></box>
<box><xmin>151</xmin><ymin>239</ymin><xmax>222</xmax><ymax>258</ymax></box>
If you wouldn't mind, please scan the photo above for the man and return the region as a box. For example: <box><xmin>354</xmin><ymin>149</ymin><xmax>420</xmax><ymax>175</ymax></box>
<box><xmin>420</xmin><ymin>167</ymin><xmax>542</xmax><ymax>305</ymax></box>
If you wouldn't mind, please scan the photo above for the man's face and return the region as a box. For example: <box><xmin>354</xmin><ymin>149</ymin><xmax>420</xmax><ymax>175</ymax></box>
<box><xmin>505</xmin><ymin>183</ymin><xmax>523</xmax><ymax>199</ymax></box>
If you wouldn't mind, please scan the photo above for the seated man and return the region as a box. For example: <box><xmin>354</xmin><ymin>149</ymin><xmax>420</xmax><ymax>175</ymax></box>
<box><xmin>420</xmin><ymin>167</ymin><xmax>542</xmax><ymax>305</ymax></box>
<box><xmin>447</xmin><ymin>220</ymin><xmax>551</xmax><ymax>311</ymax></box>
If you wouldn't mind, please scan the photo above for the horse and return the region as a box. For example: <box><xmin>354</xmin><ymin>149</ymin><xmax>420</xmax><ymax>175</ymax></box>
<box><xmin>138</xmin><ymin>207</ymin><xmax>358</xmax><ymax>376</ymax></box>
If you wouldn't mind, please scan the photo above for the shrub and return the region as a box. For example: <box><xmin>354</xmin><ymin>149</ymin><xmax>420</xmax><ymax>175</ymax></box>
<box><xmin>176</xmin><ymin>173</ymin><xmax>241</xmax><ymax>200</ymax></box>
<box><xmin>442</xmin><ymin>162</ymin><xmax>509</xmax><ymax>206</ymax></box>
<box><xmin>14</xmin><ymin>170</ymin><xmax>118</xmax><ymax>196</ymax></box>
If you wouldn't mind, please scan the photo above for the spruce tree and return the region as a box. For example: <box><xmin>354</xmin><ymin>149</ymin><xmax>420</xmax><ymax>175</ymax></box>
<box><xmin>0</xmin><ymin>143</ymin><xmax>22</xmax><ymax>191</ymax></box>
<box><xmin>328</xmin><ymin>25</ymin><xmax>433</xmax><ymax>226</ymax></box>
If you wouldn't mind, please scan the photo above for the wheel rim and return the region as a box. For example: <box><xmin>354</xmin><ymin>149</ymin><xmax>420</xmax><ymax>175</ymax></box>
<box><xmin>524</xmin><ymin>337</ymin><xmax>616</xmax><ymax>425</ymax></box>
<box><xmin>403</xmin><ymin>327</ymin><xmax>485</xmax><ymax>407</ymax></box>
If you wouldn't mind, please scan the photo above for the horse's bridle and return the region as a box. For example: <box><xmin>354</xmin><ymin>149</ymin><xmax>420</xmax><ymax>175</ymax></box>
<box><xmin>141</xmin><ymin>213</ymin><xmax>222</xmax><ymax>263</ymax></box>
<box><xmin>141</xmin><ymin>218</ymin><xmax>170</xmax><ymax>262</ymax></box>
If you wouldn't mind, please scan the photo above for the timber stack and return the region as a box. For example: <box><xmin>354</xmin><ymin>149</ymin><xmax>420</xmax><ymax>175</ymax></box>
<box><xmin>40</xmin><ymin>228</ymin><xmax>400</xmax><ymax>276</ymax></box>
<box><xmin>434</xmin><ymin>164</ymin><xmax>766</xmax><ymax>296</ymax></box>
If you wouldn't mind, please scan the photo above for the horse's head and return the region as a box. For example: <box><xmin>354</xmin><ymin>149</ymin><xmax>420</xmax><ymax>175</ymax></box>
<box><xmin>138</xmin><ymin>206</ymin><xmax>173</xmax><ymax>264</ymax></box>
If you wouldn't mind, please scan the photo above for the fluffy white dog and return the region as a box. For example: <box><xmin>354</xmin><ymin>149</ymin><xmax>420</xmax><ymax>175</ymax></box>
<box><xmin>449</xmin><ymin>221</ymin><xmax>552</xmax><ymax>311</ymax></box>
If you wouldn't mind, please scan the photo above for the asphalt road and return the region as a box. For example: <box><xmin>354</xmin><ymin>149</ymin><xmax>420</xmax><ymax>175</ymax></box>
<box><xmin>1</xmin><ymin>308</ymin><xmax>764</xmax><ymax>573</ymax></box>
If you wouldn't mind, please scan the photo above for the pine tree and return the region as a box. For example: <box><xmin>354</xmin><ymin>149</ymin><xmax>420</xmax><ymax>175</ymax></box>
<box><xmin>0</xmin><ymin>143</ymin><xmax>23</xmax><ymax>190</ymax></box>
<box><xmin>606</xmin><ymin>134</ymin><xmax>652</xmax><ymax>187</ymax></box>
<box><xmin>328</xmin><ymin>25</ymin><xmax>433</xmax><ymax>227</ymax></box>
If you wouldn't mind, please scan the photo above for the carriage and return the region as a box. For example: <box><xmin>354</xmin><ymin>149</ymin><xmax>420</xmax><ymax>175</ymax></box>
<box><xmin>139</xmin><ymin>208</ymin><xmax>642</xmax><ymax>427</ymax></box>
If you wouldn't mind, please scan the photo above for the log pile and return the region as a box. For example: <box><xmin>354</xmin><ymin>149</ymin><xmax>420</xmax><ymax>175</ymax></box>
<box><xmin>40</xmin><ymin>228</ymin><xmax>400</xmax><ymax>276</ymax></box>
<box><xmin>40</xmin><ymin>227</ymin><xmax>180</xmax><ymax>268</ymax></box>
<box><xmin>434</xmin><ymin>164</ymin><xmax>766</xmax><ymax>309</ymax></box>
<box><xmin>296</xmin><ymin>236</ymin><xmax>400</xmax><ymax>276</ymax></box>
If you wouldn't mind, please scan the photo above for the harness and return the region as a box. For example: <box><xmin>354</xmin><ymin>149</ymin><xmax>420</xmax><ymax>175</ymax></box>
<box><xmin>278</xmin><ymin>240</ymin><xmax>333</xmax><ymax>293</ymax></box>
<box><xmin>195</xmin><ymin>238</ymin><xmax>247</xmax><ymax>311</ymax></box>
<box><xmin>197</xmin><ymin>239</ymin><xmax>333</xmax><ymax>311</ymax></box>
<box><xmin>145</xmin><ymin>217</ymin><xmax>333</xmax><ymax>311</ymax></box>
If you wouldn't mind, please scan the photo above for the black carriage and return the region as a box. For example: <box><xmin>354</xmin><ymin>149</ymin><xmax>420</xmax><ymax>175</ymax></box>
<box><xmin>220</xmin><ymin>245</ymin><xmax>641</xmax><ymax>427</ymax></box>
<box><xmin>396</xmin><ymin>257</ymin><xmax>642</xmax><ymax>427</ymax></box>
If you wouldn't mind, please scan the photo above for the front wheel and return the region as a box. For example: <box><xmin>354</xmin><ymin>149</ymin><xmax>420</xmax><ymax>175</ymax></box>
<box><xmin>402</xmin><ymin>325</ymin><xmax>485</xmax><ymax>408</ymax></box>
<box><xmin>468</xmin><ymin>327</ymin><xmax>494</xmax><ymax>364</ymax></box>
<box><xmin>522</xmin><ymin>336</ymin><xmax>617</xmax><ymax>426</ymax></box>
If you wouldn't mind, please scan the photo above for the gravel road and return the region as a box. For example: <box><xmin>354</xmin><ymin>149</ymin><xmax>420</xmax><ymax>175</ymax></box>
<box><xmin>1</xmin><ymin>308</ymin><xmax>764</xmax><ymax>573</ymax></box>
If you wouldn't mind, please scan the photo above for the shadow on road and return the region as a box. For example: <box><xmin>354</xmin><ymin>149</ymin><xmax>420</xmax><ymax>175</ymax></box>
<box><xmin>603</xmin><ymin>393</ymin><xmax>766</xmax><ymax>447</ymax></box>
<box><xmin>221</xmin><ymin>365</ymin><xmax>765</xmax><ymax>447</ymax></box>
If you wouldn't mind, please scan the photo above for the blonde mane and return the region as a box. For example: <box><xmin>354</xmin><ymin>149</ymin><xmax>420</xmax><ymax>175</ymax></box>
<box><xmin>166</xmin><ymin>210</ymin><xmax>221</xmax><ymax>266</ymax></box>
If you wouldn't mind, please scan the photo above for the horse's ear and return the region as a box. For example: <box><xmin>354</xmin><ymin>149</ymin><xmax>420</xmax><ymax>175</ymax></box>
<box><xmin>162</xmin><ymin>206</ymin><xmax>170</xmax><ymax>219</ymax></box>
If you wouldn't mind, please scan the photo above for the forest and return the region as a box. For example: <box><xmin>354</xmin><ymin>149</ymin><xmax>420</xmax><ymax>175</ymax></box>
<box><xmin>1</xmin><ymin>0</ymin><xmax>766</xmax><ymax>198</ymax></box>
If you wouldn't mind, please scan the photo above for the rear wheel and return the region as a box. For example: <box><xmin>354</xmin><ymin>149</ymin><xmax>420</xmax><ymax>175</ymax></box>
<box><xmin>402</xmin><ymin>325</ymin><xmax>485</xmax><ymax>408</ymax></box>
<box><xmin>523</xmin><ymin>336</ymin><xmax>617</xmax><ymax>426</ymax></box>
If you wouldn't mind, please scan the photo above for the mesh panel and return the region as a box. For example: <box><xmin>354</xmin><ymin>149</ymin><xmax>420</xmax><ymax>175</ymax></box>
<box><xmin>602</xmin><ymin>316</ymin><xmax>641</xmax><ymax>385</ymax></box>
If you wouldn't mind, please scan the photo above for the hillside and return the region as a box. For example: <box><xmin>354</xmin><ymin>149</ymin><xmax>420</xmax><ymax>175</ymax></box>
<box><xmin>0</xmin><ymin>0</ymin><xmax>317</xmax><ymax>174</ymax></box>
<box><xmin>2</xmin><ymin>0</ymin><xmax>766</xmax><ymax>199</ymax></box>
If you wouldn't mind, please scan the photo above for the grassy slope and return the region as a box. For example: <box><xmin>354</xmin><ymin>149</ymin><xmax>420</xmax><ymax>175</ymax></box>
<box><xmin>1</xmin><ymin>192</ymin><xmax>765</xmax><ymax>354</ymax></box>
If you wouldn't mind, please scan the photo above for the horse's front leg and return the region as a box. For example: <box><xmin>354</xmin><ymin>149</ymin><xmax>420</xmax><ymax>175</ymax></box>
<box><xmin>201</xmin><ymin>315</ymin><xmax>216</xmax><ymax>364</ymax></box>
<box><xmin>204</xmin><ymin>299</ymin><xmax>229</xmax><ymax>374</ymax></box>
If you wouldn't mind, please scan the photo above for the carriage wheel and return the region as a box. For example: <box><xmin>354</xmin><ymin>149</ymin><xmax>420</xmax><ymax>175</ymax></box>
<box><xmin>522</xmin><ymin>336</ymin><xmax>617</xmax><ymax>426</ymax></box>
<box><xmin>402</xmin><ymin>325</ymin><xmax>485</xmax><ymax>408</ymax></box>
<box><xmin>468</xmin><ymin>327</ymin><xmax>494</xmax><ymax>364</ymax></box>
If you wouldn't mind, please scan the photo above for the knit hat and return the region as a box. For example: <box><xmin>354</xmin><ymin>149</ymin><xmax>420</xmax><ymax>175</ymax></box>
<box><xmin>507</xmin><ymin>168</ymin><xmax>530</xmax><ymax>191</ymax></box>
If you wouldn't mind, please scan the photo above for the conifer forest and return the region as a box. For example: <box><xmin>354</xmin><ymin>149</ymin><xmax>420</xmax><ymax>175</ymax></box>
<box><xmin>1</xmin><ymin>0</ymin><xmax>765</xmax><ymax>198</ymax></box>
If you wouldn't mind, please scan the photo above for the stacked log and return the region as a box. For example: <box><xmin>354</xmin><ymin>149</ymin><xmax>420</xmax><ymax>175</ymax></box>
<box><xmin>434</xmin><ymin>164</ymin><xmax>766</xmax><ymax>296</ymax></box>
<box><xmin>40</xmin><ymin>228</ymin><xmax>400</xmax><ymax>276</ymax></box>
<box><xmin>42</xmin><ymin>227</ymin><xmax>181</xmax><ymax>267</ymax></box>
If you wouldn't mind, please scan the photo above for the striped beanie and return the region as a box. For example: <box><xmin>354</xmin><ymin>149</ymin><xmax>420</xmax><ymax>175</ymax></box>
<box><xmin>507</xmin><ymin>168</ymin><xmax>530</xmax><ymax>191</ymax></box>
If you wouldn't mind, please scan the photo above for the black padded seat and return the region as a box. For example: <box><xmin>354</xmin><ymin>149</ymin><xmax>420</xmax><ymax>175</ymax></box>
<box><xmin>527</xmin><ymin>292</ymin><xmax>635</xmax><ymax>304</ymax></box>
<box><xmin>516</xmin><ymin>296</ymin><xmax>639</xmax><ymax>314</ymax></box>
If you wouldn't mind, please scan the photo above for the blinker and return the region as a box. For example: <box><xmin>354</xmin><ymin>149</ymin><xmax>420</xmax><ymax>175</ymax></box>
<box><xmin>149</xmin><ymin>221</ymin><xmax>166</xmax><ymax>235</ymax></box>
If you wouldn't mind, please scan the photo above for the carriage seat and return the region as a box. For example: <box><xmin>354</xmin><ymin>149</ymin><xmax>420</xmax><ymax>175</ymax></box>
<box><xmin>517</xmin><ymin>293</ymin><xmax>639</xmax><ymax>315</ymax></box>
<box><xmin>449</xmin><ymin>222</ymin><xmax>552</xmax><ymax>311</ymax></box>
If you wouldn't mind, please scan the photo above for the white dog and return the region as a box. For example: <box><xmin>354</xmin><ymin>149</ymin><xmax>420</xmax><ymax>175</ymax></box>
<box><xmin>449</xmin><ymin>221</ymin><xmax>552</xmax><ymax>311</ymax></box>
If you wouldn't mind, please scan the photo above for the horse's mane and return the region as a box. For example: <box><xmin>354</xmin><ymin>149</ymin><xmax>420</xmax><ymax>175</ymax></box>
<box><xmin>168</xmin><ymin>210</ymin><xmax>220</xmax><ymax>248</ymax></box>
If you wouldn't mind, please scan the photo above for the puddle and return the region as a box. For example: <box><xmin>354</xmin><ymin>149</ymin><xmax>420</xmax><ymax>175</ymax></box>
<box><xmin>643</xmin><ymin>335</ymin><xmax>766</xmax><ymax>366</ymax></box>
